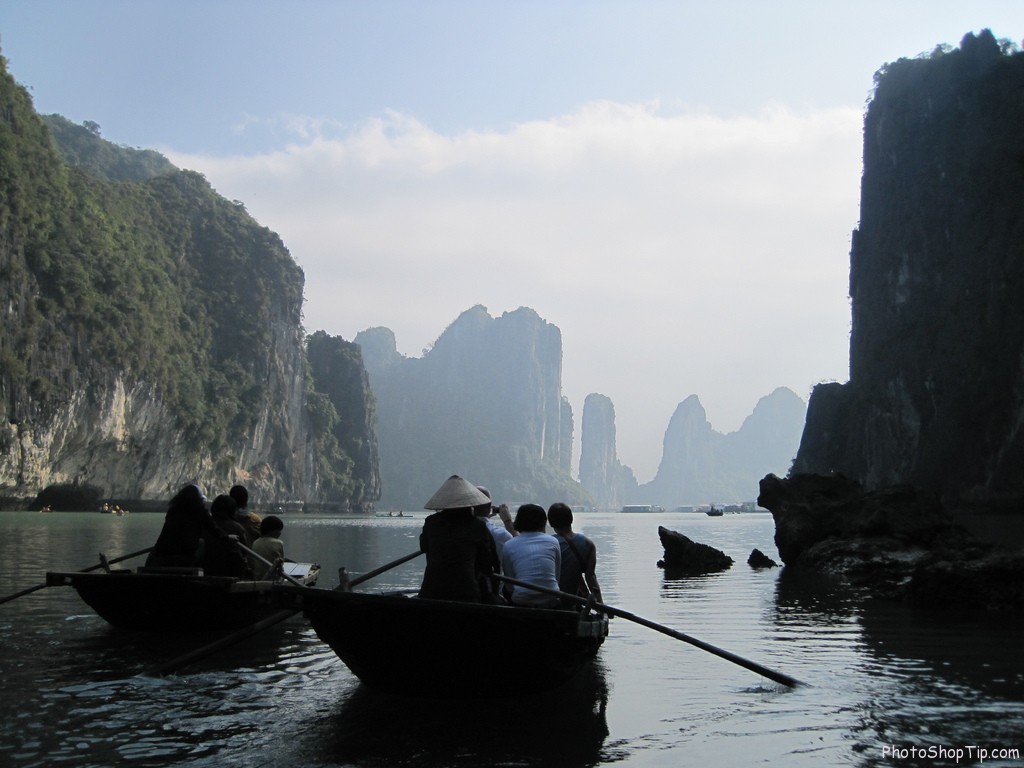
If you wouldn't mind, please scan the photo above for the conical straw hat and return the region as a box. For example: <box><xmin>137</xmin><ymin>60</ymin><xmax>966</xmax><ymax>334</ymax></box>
<box><xmin>424</xmin><ymin>475</ymin><xmax>489</xmax><ymax>510</ymax></box>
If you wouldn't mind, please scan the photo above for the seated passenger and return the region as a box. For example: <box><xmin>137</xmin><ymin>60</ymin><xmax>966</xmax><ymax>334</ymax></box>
<box><xmin>229</xmin><ymin>484</ymin><xmax>261</xmax><ymax>546</ymax></box>
<box><xmin>418</xmin><ymin>475</ymin><xmax>500</xmax><ymax>603</ymax></box>
<box><xmin>548</xmin><ymin>502</ymin><xmax>603</xmax><ymax>603</ymax></box>
<box><xmin>251</xmin><ymin>515</ymin><xmax>285</xmax><ymax>577</ymax></box>
<box><xmin>145</xmin><ymin>484</ymin><xmax>219</xmax><ymax>569</ymax></box>
<box><xmin>472</xmin><ymin>485</ymin><xmax>515</xmax><ymax>559</ymax></box>
<box><xmin>499</xmin><ymin>504</ymin><xmax>561</xmax><ymax>608</ymax></box>
<box><xmin>200</xmin><ymin>494</ymin><xmax>251</xmax><ymax>578</ymax></box>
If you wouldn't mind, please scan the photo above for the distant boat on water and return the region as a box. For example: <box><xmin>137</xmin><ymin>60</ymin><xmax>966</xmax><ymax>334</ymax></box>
<box><xmin>619</xmin><ymin>505</ymin><xmax>664</xmax><ymax>513</ymax></box>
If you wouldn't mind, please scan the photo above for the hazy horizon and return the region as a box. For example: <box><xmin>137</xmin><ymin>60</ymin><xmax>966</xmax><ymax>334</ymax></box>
<box><xmin>1</xmin><ymin>2</ymin><xmax>1019</xmax><ymax>479</ymax></box>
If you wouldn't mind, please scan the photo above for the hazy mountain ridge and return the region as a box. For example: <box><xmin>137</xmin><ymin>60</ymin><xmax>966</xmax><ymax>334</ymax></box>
<box><xmin>356</xmin><ymin>305</ymin><xmax>584</xmax><ymax>509</ymax></box>
<box><xmin>360</xmin><ymin>304</ymin><xmax>805</xmax><ymax>511</ymax></box>
<box><xmin>580</xmin><ymin>387</ymin><xmax>806</xmax><ymax>508</ymax></box>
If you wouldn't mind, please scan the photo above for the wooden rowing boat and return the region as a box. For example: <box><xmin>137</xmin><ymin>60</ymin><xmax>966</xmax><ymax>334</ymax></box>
<box><xmin>282</xmin><ymin>587</ymin><xmax>608</xmax><ymax>696</ymax></box>
<box><xmin>46</xmin><ymin>563</ymin><xmax>319</xmax><ymax>632</ymax></box>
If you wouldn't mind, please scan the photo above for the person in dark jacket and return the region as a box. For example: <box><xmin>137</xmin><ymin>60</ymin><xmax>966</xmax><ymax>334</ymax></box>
<box><xmin>229</xmin><ymin>484</ymin><xmax>261</xmax><ymax>546</ymax></box>
<box><xmin>145</xmin><ymin>484</ymin><xmax>219</xmax><ymax>568</ymax></box>
<box><xmin>418</xmin><ymin>475</ymin><xmax>499</xmax><ymax>603</ymax></box>
<box><xmin>200</xmin><ymin>494</ymin><xmax>251</xmax><ymax>578</ymax></box>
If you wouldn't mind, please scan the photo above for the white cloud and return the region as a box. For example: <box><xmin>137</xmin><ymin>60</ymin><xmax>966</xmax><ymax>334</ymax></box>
<box><xmin>169</xmin><ymin>100</ymin><xmax>859</xmax><ymax>480</ymax></box>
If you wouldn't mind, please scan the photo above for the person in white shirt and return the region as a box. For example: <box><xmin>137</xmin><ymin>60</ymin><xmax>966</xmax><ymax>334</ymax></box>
<box><xmin>499</xmin><ymin>503</ymin><xmax>560</xmax><ymax>607</ymax></box>
<box><xmin>473</xmin><ymin>485</ymin><xmax>516</xmax><ymax>557</ymax></box>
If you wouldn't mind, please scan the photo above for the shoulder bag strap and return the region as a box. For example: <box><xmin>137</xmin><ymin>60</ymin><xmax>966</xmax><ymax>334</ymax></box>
<box><xmin>558</xmin><ymin>533</ymin><xmax>592</xmax><ymax>596</ymax></box>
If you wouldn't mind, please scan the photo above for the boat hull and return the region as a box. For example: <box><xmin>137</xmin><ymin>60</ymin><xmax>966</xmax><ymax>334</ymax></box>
<box><xmin>47</xmin><ymin>570</ymin><xmax>312</xmax><ymax>632</ymax></box>
<box><xmin>292</xmin><ymin>589</ymin><xmax>608</xmax><ymax>696</ymax></box>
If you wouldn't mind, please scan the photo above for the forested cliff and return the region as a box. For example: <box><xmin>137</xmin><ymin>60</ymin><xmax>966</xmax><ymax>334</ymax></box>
<box><xmin>793</xmin><ymin>31</ymin><xmax>1024</xmax><ymax>508</ymax></box>
<box><xmin>0</xmin><ymin>56</ymin><xmax>379</xmax><ymax>510</ymax></box>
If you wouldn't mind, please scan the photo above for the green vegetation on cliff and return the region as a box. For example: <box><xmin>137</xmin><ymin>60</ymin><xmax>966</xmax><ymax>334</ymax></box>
<box><xmin>0</xmin><ymin>54</ymin><xmax>300</xmax><ymax>448</ymax></box>
<box><xmin>306</xmin><ymin>331</ymin><xmax>381</xmax><ymax>504</ymax></box>
<box><xmin>42</xmin><ymin>114</ymin><xmax>176</xmax><ymax>182</ymax></box>
<box><xmin>0</xmin><ymin>54</ymin><xmax>377</xmax><ymax>505</ymax></box>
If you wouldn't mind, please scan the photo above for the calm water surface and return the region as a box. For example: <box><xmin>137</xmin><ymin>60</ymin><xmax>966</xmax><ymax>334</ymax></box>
<box><xmin>0</xmin><ymin>511</ymin><xmax>1021</xmax><ymax>767</ymax></box>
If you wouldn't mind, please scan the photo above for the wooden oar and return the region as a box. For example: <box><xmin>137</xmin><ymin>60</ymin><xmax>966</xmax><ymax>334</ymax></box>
<box><xmin>348</xmin><ymin>549</ymin><xmax>422</xmax><ymax>588</ymax></box>
<box><xmin>494</xmin><ymin>573</ymin><xmax>803</xmax><ymax>689</ymax></box>
<box><xmin>234</xmin><ymin>541</ymin><xmax>306</xmax><ymax>587</ymax></box>
<box><xmin>148</xmin><ymin>549</ymin><xmax>425</xmax><ymax>677</ymax></box>
<box><xmin>0</xmin><ymin>546</ymin><xmax>154</xmax><ymax>606</ymax></box>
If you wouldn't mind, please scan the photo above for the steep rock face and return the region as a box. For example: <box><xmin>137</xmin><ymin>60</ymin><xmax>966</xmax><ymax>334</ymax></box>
<box><xmin>793</xmin><ymin>32</ymin><xmax>1024</xmax><ymax>507</ymax></box>
<box><xmin>356</xmin><ymin>305</ymin><xmax>586</xmax><ymax>509</ymax></box>
<box><xmin>4</xmin><ymin>377</ymin><xmax>207</xmax><ymax>500</ymax></box>
<box><xmin>353</xmin><ymin>326</ymin><xmax>404</xmax><ymax>375</ymax></box>
<box><xmin>305</xmin><ymin>332</ymin><xmax>381</xmax><ymax>509</ymax></box>
<box><xmin>0</xmin><ymin>62</ymin><xmax>377</xmax><ymax>509</ymax></box>
<box><xmin>578</xmin><ymin>393</ymin><xmax>638</xmax><ymax>509</ymax></box>
<box><xmin>638</xmin><ymin>388</ymin><xmax>805</xmax><ymax>506</ymax></box>
<box><xmin>725</xmin><ymin>386</ymin><xmax>808</xmax><ymax>473</ymax></box>
<box><xmin>646</xmin><ymin>395</ymin><xmax>719</xmax><ymax>503</ymax></box>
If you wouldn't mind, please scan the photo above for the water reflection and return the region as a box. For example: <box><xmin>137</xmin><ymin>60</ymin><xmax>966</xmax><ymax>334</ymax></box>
<box><xmin>772</xmin><ymin>566</ymin><xmax>863</xmax><ymax>622</ymax></box>
<box><xmin>858</xmin><ymin>600</ymin><xmax>1023</xmax><ymax>698</ymax></box>
<box><xmin>851</xmin><ymin>598</ymin><xmax>1024</xmax><ymax>763</ymax></box>
<box><xmin>312</xmin><ymin>659</ymin><xmax>611</xmax><ymax>768</ymax></box>
<box><xmin>768</xmin><ymin>567</ymin><xmax>1024</xmax><ymax>767</ymax></box>
<box><xmin>1</xmin><ymin>621</ymin><xmax>341</xmax><ymax>768</ymax></box>
<box><xmin>3</xmin><ymin>512</ymin><xmax>1023</xmax><ymax>767</ymax></box>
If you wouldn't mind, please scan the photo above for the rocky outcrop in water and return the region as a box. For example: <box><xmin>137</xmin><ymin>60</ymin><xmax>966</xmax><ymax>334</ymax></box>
<box><xmin>656</xmin><ymin>526</ymin><xmax>734</xmax><ymax>575</ymax></box>
<box><xmin>758</xmin><ymin>473</ymin><xmax>974</xmax><ymax>569</ymax></box>
<box><xmin>356</xmin><ymin>306</ymin><xmax>586</xmax><ymax>509</ymax></box>
<box><xmin>747</xmin><ymin>549</ymin><xmax>778</xmax><ymax>569</ymax></box>
<box><xmin>793</xmin><ymin>31</ymin><xmax>1024</xmax><ymax>510</ymax></box>
<box><xmin>758</xmin><ymin>472</ymin><xmax>1023</xmax><ymax>612</ymax></box>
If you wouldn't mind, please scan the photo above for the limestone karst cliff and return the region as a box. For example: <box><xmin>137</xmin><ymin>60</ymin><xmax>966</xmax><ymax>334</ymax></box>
<box><xmin>793</xmin><ymin>30</ymin><xmax>1024</xmax><ymax>508</ymax></box>
<box><xmin>578</xmin><ymin>388</ymin><xmax>805</xmax><ymax>508</ymax></box>
<box><xmin>639</xmin><ymin>388</ymin><xmax>806</xmax><ymax>506</ymax></box>
<box><xmin>356</xmin><ymin>305</ymin><xmax>587</xmax><ymax>509</ymax></box>
<box><xmin>578</xmin><ymin>393</ymin><xmax>638</xmax><ymax>510</ymax></box>
<box><xmin>305</xmin><ymin>332</ymin><xmax>382</xmax><ymax>505</ymax></box>
<box><xmin>0</xmin><ymin>58</ymin><xmax>378</xmax><ymax>509</ymax></box>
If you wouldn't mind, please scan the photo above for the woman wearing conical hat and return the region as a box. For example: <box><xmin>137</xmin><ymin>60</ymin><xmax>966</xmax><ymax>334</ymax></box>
<box><xmin>418</xmin><ymin>475</ymin><xmax>500</xmax><ymax>603</ymax></box>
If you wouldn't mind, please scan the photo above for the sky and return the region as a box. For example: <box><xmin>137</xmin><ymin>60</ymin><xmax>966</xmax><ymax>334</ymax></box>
<box><xmin>1</xmin><ymin>2</ymin><xmax>1020</xmax><ymax>481</ymax></box>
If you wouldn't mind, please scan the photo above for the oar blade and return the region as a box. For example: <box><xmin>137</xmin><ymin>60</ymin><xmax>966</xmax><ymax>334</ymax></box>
<box><xmin>493</xmin><ymin>573</ymin><xmax>803</xmax><ymax>688</ymax></box>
